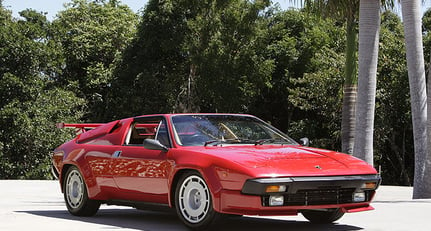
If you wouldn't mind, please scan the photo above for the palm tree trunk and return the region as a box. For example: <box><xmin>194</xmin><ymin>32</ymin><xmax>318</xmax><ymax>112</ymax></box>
<box><xmin>401</xmin><ymin>0</ymin><xmax>431</xmax><ymax>199</ymax></box>
<box><xmin>353</xmin><ymin>0</ymin><xmax>380</xmax><ymax>166</ymax></box>
<box><xmin>341</xmin><ymin>20</ymin><xmax>358</xmax><ymax>155</ymax></box>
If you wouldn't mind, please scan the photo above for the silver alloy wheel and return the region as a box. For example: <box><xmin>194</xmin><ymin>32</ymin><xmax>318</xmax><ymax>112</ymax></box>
<box><xmin>178</xmin><ymin>175</ymin><xmax>210</xmax><ymax>224</ymax></box>
<box><xmin>65</xmin><ymin>169</ymin><xmax>84</xmax><ymax>209</ymax></box>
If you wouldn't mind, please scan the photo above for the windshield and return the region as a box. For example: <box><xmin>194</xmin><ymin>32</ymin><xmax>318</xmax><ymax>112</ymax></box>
<box><xmin>171</xmin><ymin>115</ymin><xmax>297</xmax><ymax>146</ymax></box>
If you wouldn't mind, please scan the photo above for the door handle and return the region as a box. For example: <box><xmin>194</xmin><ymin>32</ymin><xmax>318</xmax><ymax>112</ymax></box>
<box><xmin>113</xmin><ymin>150</ymin><xmax>122</xmax><ymax>158</ymax></box>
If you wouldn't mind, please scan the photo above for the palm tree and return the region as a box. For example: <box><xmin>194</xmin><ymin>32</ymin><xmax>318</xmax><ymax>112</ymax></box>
<box><xmin>290</xmin><ymin>0</ymin><xmax>359</xmax><ymax>155</ymax></box>
<box><xmin>353</xmin><ymin>0</ymin><xmax>380</xmax><ymax>165</ymax></box>
<box><xmin>401</xmin><ymin>0</ymin><xmax>431</xmax><ymax>199</ymax></box>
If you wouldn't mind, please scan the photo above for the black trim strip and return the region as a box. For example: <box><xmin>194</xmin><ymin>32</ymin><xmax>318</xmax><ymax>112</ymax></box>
<box><xmin>241</xmin><ymin>174</ymin><xmax>381</xmax><ymax>195</ymax></box>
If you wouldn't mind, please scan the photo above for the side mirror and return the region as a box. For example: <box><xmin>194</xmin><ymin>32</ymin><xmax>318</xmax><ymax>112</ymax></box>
<box><xmin>299</xmin><ymin>137</ymin><xmax>310</xmax><ymax>146</ymax></box>
<box><xmin>143</xmin><ymin>139</ymin><xmax>168</xmax><ymax>151</ymax></box>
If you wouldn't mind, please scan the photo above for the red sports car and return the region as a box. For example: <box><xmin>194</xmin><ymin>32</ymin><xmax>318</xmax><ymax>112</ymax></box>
<box><xmin>52</xmin><ymin>114</ymin><xmax>380</xmax><ymax>229</ymax></box>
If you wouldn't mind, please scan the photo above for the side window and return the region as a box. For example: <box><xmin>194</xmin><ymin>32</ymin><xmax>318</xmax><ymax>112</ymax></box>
<box><xmin>155</xmin><ymin>120</ymin><xmax>170</xmax><ymax>147</ymax></box>
<box><xmin>125</xmin><ymin>123</ymin><xmax>157</xmax><ymax>146</ymax></box>
<box><xmin>124</xmin><ymin>117</ymin><xmax>171</xmax><ymax>147</ymax></box>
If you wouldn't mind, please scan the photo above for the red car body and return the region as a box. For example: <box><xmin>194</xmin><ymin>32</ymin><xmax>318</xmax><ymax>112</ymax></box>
<box><xmin>52</xmin><ymin>114</ymin><xmax>380</xmax><ymax>229</ymax></box>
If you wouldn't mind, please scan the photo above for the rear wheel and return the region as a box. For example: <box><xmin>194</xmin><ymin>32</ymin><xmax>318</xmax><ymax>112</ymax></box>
<box><xmin>175</xmin><ymin>171</ymin><xmax>223</xmax><ymax>230</ymax></box>
<box><xmin>302</xmin><ymin>208</ymin><xmax>345</xmax><ymax>224</ymax></box>
<box><xmin>63</xmin><ymin>166</ymin><xmax>100</xmax><ymax>216</ymax></box>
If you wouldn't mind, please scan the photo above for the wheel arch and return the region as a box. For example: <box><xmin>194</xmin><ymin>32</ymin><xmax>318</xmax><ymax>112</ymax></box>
<box><xmin>62</xmin><ymin>164</ymin><xmax>101</xmax><ymax>216</ymax></box>
<box><xmin>60</xmin><ymin>163</ymin><xmax>98</xmax><ymax>198</ymax></box>
<box><xmin>60</xmin><ymin>164</ymin><xmax>74</xmax><ymax>193</ymax></box>
<box><xmin>169</xmin><ymin>169</ymin><xmax>197</xmax><ymax>208</ymax></box>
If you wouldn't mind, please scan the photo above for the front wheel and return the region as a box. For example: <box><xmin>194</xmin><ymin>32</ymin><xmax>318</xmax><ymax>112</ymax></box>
<box><xmin>302</xmin><ymin>208</ymin><xmax>345</xmax><ymax>224</ymax></box>
<box><xmin>175</xmin><ymin>172</ymin><xmax>223</xmax><ymax>230</ymax></box>
<box><xmin>63</xmin><ymin>166</ymin><xmax>100</xmax><ymax>216</ymax></box>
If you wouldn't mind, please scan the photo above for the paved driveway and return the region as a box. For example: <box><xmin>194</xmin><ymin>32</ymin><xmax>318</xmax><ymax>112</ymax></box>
<box><xmin>0</xmin><ymin>180</ymin><xmax>430</xmax><ymax>230</ymax></box>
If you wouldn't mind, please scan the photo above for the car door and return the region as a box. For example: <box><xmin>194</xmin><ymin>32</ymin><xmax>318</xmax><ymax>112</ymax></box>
<box><xmin>82</xmin><ymin>119</ymin><xmax>132</xmax><ymax>193</ymax></box>
<box><xmin>110</xmin><ymin>116</ymin><xmax>173</xmax><ymax>204</ymax></box>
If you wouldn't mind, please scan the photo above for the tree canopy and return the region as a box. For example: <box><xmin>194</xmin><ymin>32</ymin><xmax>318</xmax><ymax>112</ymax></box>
<box><xmin>0</xmin><ymin>7</ymin><xmax>85</xmax><ymax>178</ymax></box>
<box><xmin>0</xmin><ymin>0</ymin><xmax>427</xmax><ymax>186</ymax></box>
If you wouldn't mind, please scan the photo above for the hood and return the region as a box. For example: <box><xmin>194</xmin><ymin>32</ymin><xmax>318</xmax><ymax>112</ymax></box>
<box><xmin>183</xmin><ymin>145</ymin><xmax>377</xmax><ymax>177</ymax></box>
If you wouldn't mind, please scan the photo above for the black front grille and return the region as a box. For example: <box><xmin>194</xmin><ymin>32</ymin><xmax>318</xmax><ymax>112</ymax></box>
<box><xmin>288</xmin><ymin>188</ymin><xmax>355</xmax><ymax>205</ymax></box>
<box><xmin>263</xmin><ymin>188</ymin><xmax>366</xmax><ymax>206</ymax></box>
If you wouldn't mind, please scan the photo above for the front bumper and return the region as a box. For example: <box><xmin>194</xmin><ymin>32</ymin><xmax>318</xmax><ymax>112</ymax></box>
<box><xmin>217</xmin><ymin>174</ymin><xmax>380</xmax><ymax>215</ymax></box>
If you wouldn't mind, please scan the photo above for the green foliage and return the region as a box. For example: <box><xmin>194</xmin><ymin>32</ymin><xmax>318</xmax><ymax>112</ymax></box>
<box><xmin>107</xmin><ymin>0</ymin><xmax>272</xmax><ymax>117</ymax></box>
<box><xmin>0</xmin><ymin>7</ymin><xmax>85</xmax><ymax>179</ymax></box>
<box><xmin>288</xmin><ymin>48</ymin><xmax>344</xmax><ymax>150</ymax></box>
<box><xmin>0</xmin><ymin>82</ymin><xmax>84</xmax><ymax>179</ymax></box>
<box><xmin>423</xmin><ymin>9</ymin><xmax>431</xmax><ymax>66</ymax></box>
<box><xmin>107</xmin><ymin>0</ymin><xmax>190</xmax><ymax>119</ymax></box>
<box><xmin>53</xmin><ymin>0</ymin><xmax>138</xmax><ymax>121</ymax></box>
<box><xmin>184</xmin><ymin>0</ymin><xmax>272</xmax><ymax>112</ymax></box>
<box><xmin>251</xmin><ymin>10</ymin><xmax>345</xmax><ymax>151</ymax></box>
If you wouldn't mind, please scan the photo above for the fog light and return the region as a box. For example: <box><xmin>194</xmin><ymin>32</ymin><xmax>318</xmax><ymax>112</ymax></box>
<box><xmin>269</xmin><ymin>195</ymin><xmax>284</xmax><ymax>206</ymax></box>
<box><xmin>353</xmin><ymin>191</ymin><xmax>366</xmax><ymax>202</ymax></box>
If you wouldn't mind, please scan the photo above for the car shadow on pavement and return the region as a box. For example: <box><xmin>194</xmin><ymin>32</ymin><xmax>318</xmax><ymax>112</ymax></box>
<box><xmin>17</xmin><ymin>208</ymin><xmax>363</xmax><ymax>231</ymax></box>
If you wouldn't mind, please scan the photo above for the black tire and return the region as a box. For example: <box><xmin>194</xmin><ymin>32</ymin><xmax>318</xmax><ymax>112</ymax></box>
<box><xmin>63</xmin><ymin>166</ymin><xmax>100</xmax><ymax>216</ymax></box>
<box><xmin>302</xmin><ymin>208</ymin><xmax>345</xmax><ymax>224</ymax></box>
<box><xmin>175</xmin><ymin>171</ymin><xmax>223</xmax><ymax>230</ymax></box>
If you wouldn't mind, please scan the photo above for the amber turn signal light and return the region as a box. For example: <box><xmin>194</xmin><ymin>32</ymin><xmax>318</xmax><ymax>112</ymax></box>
<box><xmin>362</xmin><ymin>182</ymin><xmax>377</xmax><ymax>190</ymax></box>
<box><xmin>265</xmin><ymin>185</ymin><xmax>287</xmax><ymax>193</ymax></box>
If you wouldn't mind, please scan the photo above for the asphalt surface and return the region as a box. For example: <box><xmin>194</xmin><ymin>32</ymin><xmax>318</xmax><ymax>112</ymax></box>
<box><xmin>0</xmin><ymin>180</ymin><xmax>430</xmax><ymax>231</ymax></box>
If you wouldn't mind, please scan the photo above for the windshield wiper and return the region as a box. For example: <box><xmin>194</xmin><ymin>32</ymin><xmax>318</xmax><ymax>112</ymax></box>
<box><xmin>204</xmin><ymin>138</ymin><xmax>253</xmax><ymax>146</ymax></box>
<box><xmin>255</xmin><ymin>138</ymin><xmax>293</xmax><ymax>145</ymax></box>
<box><xmin>254</xmin><ymin>139</ymin><xmax>275</xmax><ymax>145</ymax></box>
<box><xmin>204</xmin><ymin>140</ymin><xmax>224</xmax><ymax>146</ymax></box>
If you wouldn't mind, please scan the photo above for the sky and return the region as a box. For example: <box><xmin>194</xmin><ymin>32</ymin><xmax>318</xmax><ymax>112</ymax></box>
<box><xmin>2</xmin><ymin>0</ymin><xmax>431</xmax><ymax>21</ymax></box>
